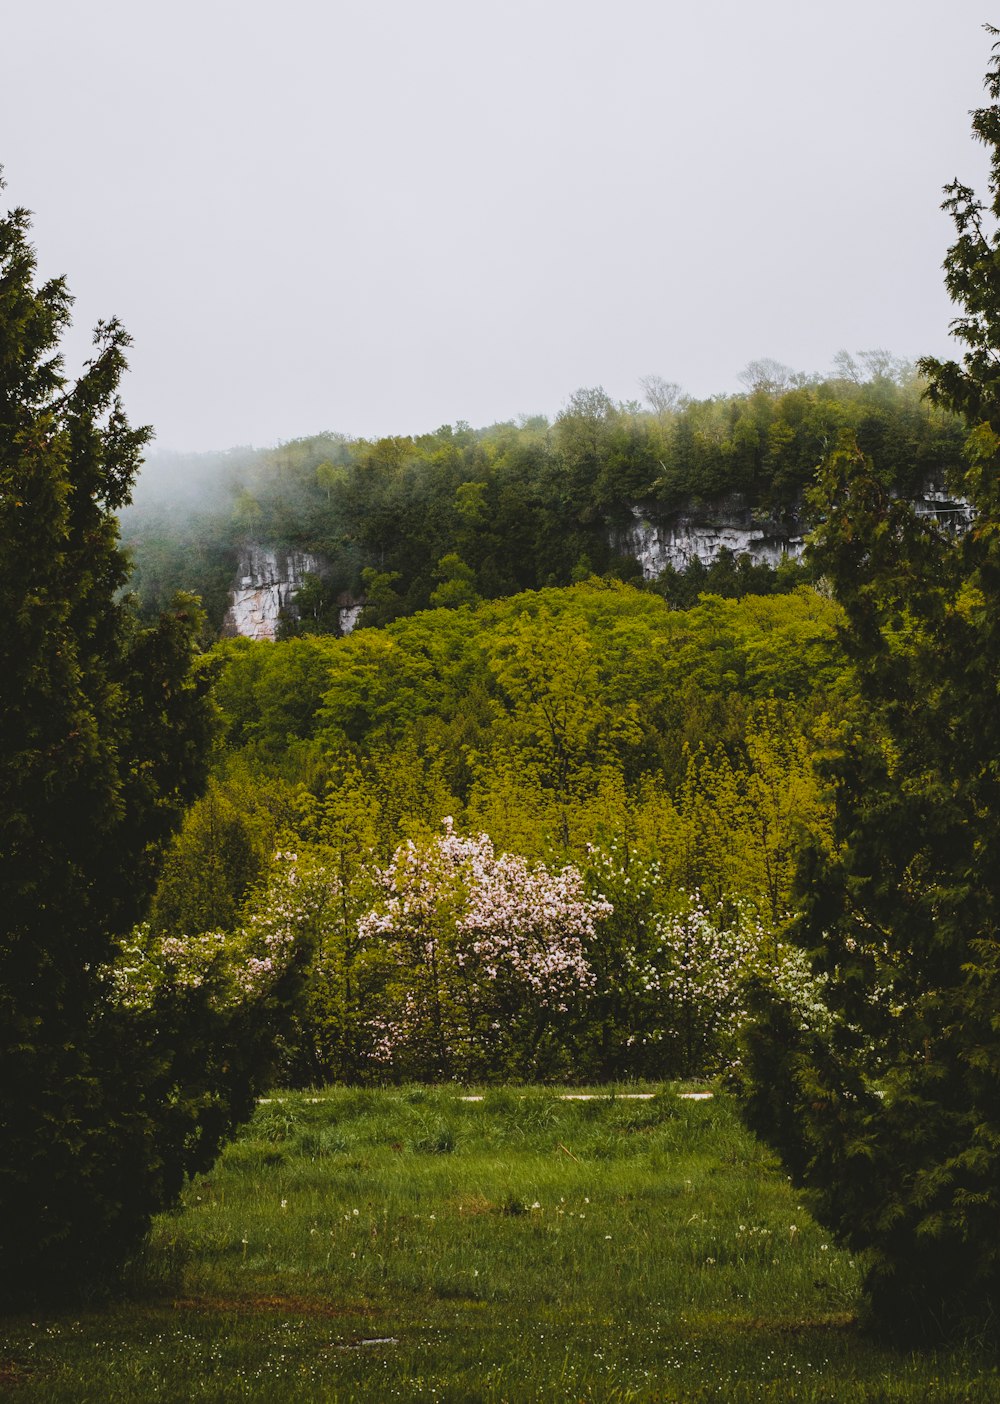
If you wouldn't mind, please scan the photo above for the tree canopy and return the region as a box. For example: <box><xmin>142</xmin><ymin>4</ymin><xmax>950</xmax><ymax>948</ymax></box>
<box><xmin>121</xmin><ymin>364</ymin><xmax>965</xmax><ymax>635</ymax></box>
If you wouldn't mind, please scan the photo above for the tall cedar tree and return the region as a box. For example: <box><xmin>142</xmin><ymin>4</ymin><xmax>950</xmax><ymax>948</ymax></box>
<box><xmin>0</xmin><ymin>181</ymin><xmax>290</xmax><ymax>1303</ymax></box>
<box><xmin>737</xmin><ymin>34</ymin><xmax>1000</xmax><ymax>1342</ymax></box>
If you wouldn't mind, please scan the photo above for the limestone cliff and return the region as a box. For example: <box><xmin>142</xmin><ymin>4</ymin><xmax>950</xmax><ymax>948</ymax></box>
<box><xmin>221</xmin><ymin>480</ymin><xmax>973</xmax><ymax>640</ymax></box>
<box><xmin>618</xmin><ymin>480</ymin><xmax>972</xmax><ymax>581</ymax></box>
<box><xmin>222</xmin><ymin>545</ymin><xmax>326</xmax><ymax>642</ymax></box>
<box><xmin>620</xmin><ymin>499</ymin><xmax>805</xmax><ymax>579</ymax></box>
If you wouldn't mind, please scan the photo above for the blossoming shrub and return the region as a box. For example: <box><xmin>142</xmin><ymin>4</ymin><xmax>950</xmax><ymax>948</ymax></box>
<box><xmin>631</xmin><ymin>897</ymin><xmax>826</xmax><ymax>1076</ymax></box>
<box><xmin>578</xmin><ymin>845</ymin><xmax>825</xmax><ymax>1078</ymax></box>
<box><xmin>97</xmin><ymin>852</ymin><xmax>331</xmax><ymax>1191</ymax></box>
<box><xmin>124</xmin><ymin>836</ymin><xmax>824</xmax><ymax>1089</ymax></box>
<box><xmin>110</xmin><ymin>852</ymin><xmax>330</xmax><ymax>1010</ymax></box>
<box><xmin>356</xmin><ymin>820</ymin><xmax>611</xmax><ymax>1080</ymax></box>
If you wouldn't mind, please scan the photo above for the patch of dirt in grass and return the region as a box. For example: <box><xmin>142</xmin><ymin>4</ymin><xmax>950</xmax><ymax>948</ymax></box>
<box><xmin>454</xmin><ymin>1193</ymin><xmax>495</xmax><ymax>1216</ymax></box>
<box><xmin>0</xmin><ymin>1359</ymin><xmax>33</xmax><ymax>1388</ymax></box>
<box><xmin>170</xmin><ymin>1294</ymin><xmax>374</xmax><ymax>1320</ymax></box>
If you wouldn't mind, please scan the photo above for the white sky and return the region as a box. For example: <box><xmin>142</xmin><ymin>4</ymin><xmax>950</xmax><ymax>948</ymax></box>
<box><xmin>2</xmin><ymin>2</ymin><xmax>994</xmax><ymax>450</ymax></box>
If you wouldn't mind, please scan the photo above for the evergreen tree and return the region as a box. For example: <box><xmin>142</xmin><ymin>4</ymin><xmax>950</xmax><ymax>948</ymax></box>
<box><xmin>737</xmin><ymin>36</ymin><xmax>1000</xmax><ymax>1341</ymax></box>
<box><xmin>0</xmin><ymin>178</ymin><xmax>288</xmax><ymax>1303</ymax></box>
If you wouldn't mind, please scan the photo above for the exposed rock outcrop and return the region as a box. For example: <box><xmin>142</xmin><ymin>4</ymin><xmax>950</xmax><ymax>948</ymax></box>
<box><xmin>222</xmin><ymin>545</ymin><xmax>326</xmax><ymax>641</ymax></box>
<box><xmin>618</xmin><ymin>481</ymin><xmax>972</xmax><ymax>581</ymax></box>
<box><xmin>620</xmin><ymin>499</ymin><xmax>804</xmax><ymax>580</ymax></box>
<box><xmin>222</xmin><ymin>544</ymin><xmax>366</xmax><ymax>641</ymax></box>
<box><xmin>222</xmin><ymin>480</ymin><xmax>973</xmax><ymax>640</ymax></box>
<box><xmin>337</xmin><ymin>601</ymin><xmax>364</xmax><ymax>635</ymax></box>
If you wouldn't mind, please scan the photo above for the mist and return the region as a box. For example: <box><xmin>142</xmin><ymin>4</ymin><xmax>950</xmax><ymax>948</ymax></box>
<box><xmin>1</xmin><ymin>1</ymin><xmax>992</xmax><ymax>454</ymax></box>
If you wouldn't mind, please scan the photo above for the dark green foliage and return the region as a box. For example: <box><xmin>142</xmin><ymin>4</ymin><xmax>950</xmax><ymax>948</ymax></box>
<box><xmin>149</xmin><ymin>772</ymin><xmax>295</xmax><ymax>936</ymax></box>
<box><xmin>737</xmin><ymin>37</ymin><xmax>1000</xmax><ymax>1343</ymax></box>
<box><xmin>125</xmin><ymin>511</ymin><xmax>238</xmax><ymax>639</ymax></box>
<box><xmin>652</xmin><ymin>547</ymin><xmax>814</xmax><ymax>608</ymax></box>
<box><xmin>0</xmin><ymin>185</ymin><xmax>294</xmax><ymax>1305</ymax></box>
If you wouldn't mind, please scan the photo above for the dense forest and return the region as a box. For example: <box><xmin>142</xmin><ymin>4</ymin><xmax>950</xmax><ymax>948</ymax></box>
<box><xmin>117</xmin><ymin>355</ymin><xmax>972</xmax><ymax>1091</ymax></box>
<box><xmin>121</xmin><ymin>357</ymin><xmax>966</xmax><ymax>635</ymax></box>
<box><xmin>135</xmin><ymin>577</ymin><xmax>845</xmax><ymax>1087</ymax></box>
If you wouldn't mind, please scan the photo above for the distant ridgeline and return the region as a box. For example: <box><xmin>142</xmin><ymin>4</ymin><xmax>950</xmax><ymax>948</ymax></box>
<box><xmin>120</xmin><ymin>366</ymin><xmax>970</xmax><ymax>640</ymax></box>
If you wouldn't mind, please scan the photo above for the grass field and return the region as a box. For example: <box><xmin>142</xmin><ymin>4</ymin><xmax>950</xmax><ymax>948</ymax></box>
<box><xmin>1</xmin><ymin>1086</ymin><xmax>997</xmax><ymax>1402</ymax></box>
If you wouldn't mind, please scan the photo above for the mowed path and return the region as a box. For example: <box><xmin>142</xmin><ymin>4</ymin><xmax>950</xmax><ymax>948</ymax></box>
<box><xmin>259</xmin><ymin>1090</ymin><xmax>714</xmax><ymax>1104</ymax></box>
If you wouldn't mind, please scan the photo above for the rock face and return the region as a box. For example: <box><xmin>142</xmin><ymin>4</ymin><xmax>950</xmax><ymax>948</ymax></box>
<box><xmin>222</xmin><ymin>479</ymin><xmax>973</xmax><ymax>640</ymax></box>
<box><xmin>620</xmin><ymin>500</ymin><xmax>805</xmax><ymax>580</ymax></box>
<box><xmin>222</xmin><ymin>544</ymin><xmax>366</xmax><ymax>641</ymax></box>
<box><xmin>910</xmin><ymin>488</ymin><xmax>976</xmax><ymax>529</ymax></box>
<box><xmin>338</xmin><ymin>602</ymin><xmax>363</xmax><ymax>635</ymax></box>
<box><xmin>618</xmin><ymin>481</ymin><xmax>972</xmax><ymax>581</ymax></box>
<box><xmin>222</xmin><ymin>545</ymin><xmax>327</xmax><ymax>641</ymax></box>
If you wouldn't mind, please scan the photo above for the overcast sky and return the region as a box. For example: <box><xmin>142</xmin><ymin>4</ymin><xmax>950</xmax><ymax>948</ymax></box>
<box><xmin>2</xmin><ymin>2</ymin><xmax>994</xmax><ymax>450</ymax></box>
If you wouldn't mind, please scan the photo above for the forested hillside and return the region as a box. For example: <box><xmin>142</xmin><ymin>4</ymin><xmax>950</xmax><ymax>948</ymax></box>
<box><xmin>136</xmin><ymin>579</ymin><xmax>850</xmax><ymax>1084</ymax></box>
<box><xmin>112</xmin><ymin>348</ymin><xmax>991</xmax><ymax>1328</ymax></box>
<box><xmin>121</xmin><ymin>360</ymin><xmax>966</xmax><ymax>635</ymax></box>
<box><xmin>119</xmin><ymin>357</ymin><xmax>965</xmax><ymax>1090</ymax></box>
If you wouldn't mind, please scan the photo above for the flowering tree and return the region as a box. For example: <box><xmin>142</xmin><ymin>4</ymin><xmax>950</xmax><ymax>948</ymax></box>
<box><xmin>580</xmin><ymin>845</ymin><xmax>826</xmax><ymax>1078</ymax></box>
<box><xmin>631</xmin><ymin>896</ymin><xmax>826</xmax><ymax>1076</ymax></box>
<box><xmin>357</xmin><ymin>820</ymin><xmax>611</xmax><ymax>1079</ymax></box>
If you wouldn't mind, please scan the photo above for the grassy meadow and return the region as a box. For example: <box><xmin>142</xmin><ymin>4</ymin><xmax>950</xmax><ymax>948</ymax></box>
<box><xmin>1</xmin><ymin>1086</ymin><xmax>996</xmax><ymax>1403</ymax></box>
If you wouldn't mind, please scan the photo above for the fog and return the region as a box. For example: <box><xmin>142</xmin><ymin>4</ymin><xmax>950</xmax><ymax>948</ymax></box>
<box><xmin>1</xmin><ymin>1</ymin><xmax>992</xmax><ymax>455</ymax></box>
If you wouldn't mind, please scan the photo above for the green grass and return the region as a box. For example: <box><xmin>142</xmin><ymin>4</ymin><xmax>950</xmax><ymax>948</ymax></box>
<box><xmin>1</xmin><ymin>1086</ymin><xmax>997</xmax><ymax>1402</ymax></box>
